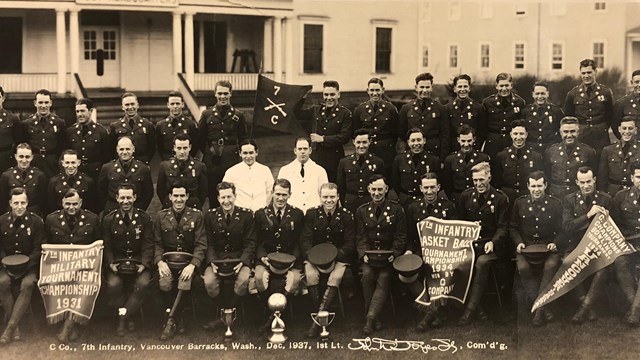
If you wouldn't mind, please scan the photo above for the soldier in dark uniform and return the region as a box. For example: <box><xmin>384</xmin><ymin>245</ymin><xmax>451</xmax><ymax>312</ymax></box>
<box><xmin>457</xmin><ymin>162</ymin><xmax>509</xmax><ymax>325</ymax></box>
<box><xmin>0</xmin><ymin>87</ymin><xmax>21</xmax><ymax>174</ymax></box>
<box><xmin>47</xmin><ymin>149</ymin><xmax>98</xmax><ymax>214</ymax></box>
<box><xmin>492</xmin><ymin>120</ymin><xmax>544</xmax><ymax>203</ymax></box>
<box><xmin>97</xmin><ymin>137</ymin><xmax>154</xmax><ymax>213</ymax></box>
<box><xmin>356</xmin><ymin>175</ymin><xmax>406</xmax><ymax>335</ymax></box>
<box><xmin>399</xmin><ymin>73</ymin><xmax>449</xmax><ymax>159</ymax></box>
<box><xmin>598</xmin><ymin>117</ymin><xmax>640</xmax><ymax>196</ymax></box>
<box><xmin>336</xmin><ymin>129</ymin><xmax>384</xmax><ymax>215</ymax></box>
<box><xmin>0</xmin><ymin>188</ymin><xmax>44</xmax><ymax>344</ymax></box>
<box><xmin>0</xmin><ymin>144</ymin><xmax>46</xmax><ymax>216</ymax></box>
<box><xmin>610</xmin><ymin>162</ymin><xmax>640</xmax><ymax>326</ymax></box>
<box><xmin>392</xmin><ymin>128</ymin><xmax>441</xmax><ymax>208</ymax></box>
<box><xmin>300</xmin><ymin>182</ymin><xmax>355</xmax><ymax>338</ymax></box>
<box><xmin>156</xmin><ymin>91</ymin><xmax>199</xmax><ymax>161</ymax></box>
<box><xmin>154</xmin><ymin>185</ymin><xmax>207</xmax><ymax>340</ymax></box>
<box><xmin>44</xmin><ymin>188</ymin><xmax>101</xmax><ymax>343</ymax></box>
<box><xmin>406</xmin><ymin>173</ymin><xmax>456</xmax><ymax>254</ymax></box>
<box><xmin>157</xmin><ymin>134</ymin><xmax>207</xmax><ymax>209</ymax></box>
<box><xmin>109</xmin><ymin>92</ymin><xmax>156</xmax><ymax>164</ymax></box>
<box><xmin>102</xmin><ymin>184</ymin><xmax>154</xmax><ymax>336</ymax></box>
<box><xmin>353</xmin><ymin>78</ymin><xmax>399</xmax><ymax>178</ymax></box>
<box><xmin>510</xmin><ymin>171</ymin><xmax>562</xmax><ymax>326</ymax></box>
<box><xmin>202</xmin><ymin>182</ymin><xmax>256</xmax><ymax>331</ymax></box>
<box><xmin>562</xmin><ymin>167</ymin><xmax>632</xmax><ymax>324</ymax></box>
<box><xmin>612</xmin><ymin>69</ymin><xmax>640</xmax><ymax>137</ymax></box>
<box><xmin>20</xmin><ymin>89</ymin><xmax>66</xmax><ymax>179</ymax></box>
<box><xmin>446</xmin><ymin>74</ymin><xmax>485</xmax><ymax>151</ymax></box>
<box><xmin>544</xmin><ymin>117</ymin><xmax>597</xmax><ymax>198</ymax></box>
<box><xmin>563</xmin><ymin>59</ymin><xmax>614</xmax><ymax>156</ymax></box>
<box><xmin>481</xmin><ymin>73</ymin><xmax>526</xmax><ymax>160</ymax></box>
<box><xmin>522</xmin><ymin>82</ymin><xmax>564</xmax><ymax>151</ymax></box>
<box><xmin>295</xmin><ymin>80</ymin><xmax>352</xmax><ymax>183</ymax></box>
<box><xmin>443</xmin><ymin>125</ymin><xmax>490</xmax><ymax>203</ymax></box>
<box><xmin>254</xmin><ymin>179</ymin><xmax>304</xmax><ymax>297</ymax></box>
<box><xmin>64</xmin><ymin>98</ymin><xmax>110</xmax><ymax>180</ymax></box>
<box><xmin>198</xmin><ymin>80</ymin><xmax>247</xmax><ymax>208</ymax></box>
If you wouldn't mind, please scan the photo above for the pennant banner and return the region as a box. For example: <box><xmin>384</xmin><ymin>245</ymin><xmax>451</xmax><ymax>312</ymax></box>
<box><xmin>253</xmin><ymin>75</ymin><xmax>312</xmax><ymax>134</ymax></box>
<box><xmin>532</xmin><ymin>214</ymin><xmax>635</xmax><ymax>312</ymax></box>
<box><xmin>415</xmin><ymin>217</ymin><xmax>480</xmax><ymax>306</ymax></box>
<box><xmin>38</xmin><ymin>240</ymin><xmax>104</xmax><ymax>325</ymax></box>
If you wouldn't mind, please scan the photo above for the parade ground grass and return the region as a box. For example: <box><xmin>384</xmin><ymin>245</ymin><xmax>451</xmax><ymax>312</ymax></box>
<box><xmin>3</xmin><ymin>132</ymin><xmax>639</xmax><ymax>359</ymax></box>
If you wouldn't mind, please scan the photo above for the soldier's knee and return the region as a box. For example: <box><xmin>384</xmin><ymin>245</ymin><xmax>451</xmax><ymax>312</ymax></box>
<box><xmin>158</xmin><ymin>276</ymin><xmax>173</xmax><ymax>292</ymax></box>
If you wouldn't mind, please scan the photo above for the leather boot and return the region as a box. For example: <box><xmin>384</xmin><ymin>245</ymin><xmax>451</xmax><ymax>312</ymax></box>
<box><xmin>57</xmin><ymin>319</ymin><xmax>75</xmax><ymax>344</ymax></box>
<box><xmin>12</xmin><ymin>327</ymin><xmax>20</xmax><ymax>342</ymax></box>
<box><xmin>572</xmin><ymin>304</ymin><xmax>590</xmax><ymax>324</ymax></box>
<box><xmin>0</xmin><ymin>326</ymin><xmax>13</xmax><ymax>345</ymax></box>
<box><xmin>117</xmin><ymin>315</ymin><xmax>127</xmax><ymax>337</ymax></box>
<box><xmin>160</xmin><ymin>318</ymin><xmax>176</xmax><ymax>341</ymax></box>
<box><xmin>625</xmin><ymin>287</ymin><xmax>640</xmax><ymax>327</ymax></box>
<box><xmin>307</xmin><ymin>285</ymin><xmax>320</xmax><ymax>310</ymax></box>
<box><xmin>532</xmin><ymin>309</ymin><xmax>545</xmax><ymax>326</ymax></box>
<box><xmin>416</xmin><ymin>308</ymin><xmax>435</xmax><ymax>332</ymax></box>
<box><xmin>457</xmin><ymin>308</ymin><xmax>474</xmax><ymax>326</ymax></box>
<box><xmin>362</xmin><ymin>317</ymin><xmax>375</xmax><ymax>335</ymax></box>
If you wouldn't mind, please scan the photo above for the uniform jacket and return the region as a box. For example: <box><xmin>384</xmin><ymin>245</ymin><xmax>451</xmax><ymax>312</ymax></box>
<box><xmin>611</xmin><ymin>188</ymin><xmax>640</xmax><ymax>237</ymax></box>
<box><xmin>254</xmin><ymin>204</ymin><xmax>304</xmax><ymax>268</ymax></box>
<box><xmin>198</xmin><ymin>105</ymin><xmax>247</xmax><ymax>154</ymax></box>
<box><xmin>446</xmin><ymin>97</ymin><xmax>486</xmax><ymax>149</ymax></box>
<box><xmin>522</xmin><ymin>103</ymin><xmax>564</xmax><ymax>148</ymax></box>
<box><xmin>544</xmin><ymin>142</ymin><xmax>597</xmax><ymax>191</ymax></box>
<box><xmin>492</xmin><ymin>144</ymin><xmax>543</xmax><ymax>198</ymax></box>
<box><xmin>353</xmin><ymin>100</ymin><xmax>399</xmax><ymax>143</ymax></box>
<box><xmin>355</xmin><ymin>199</ymin><xmax>407</xmax><ymax>260</ymax></box>
<box><xmin>0</xmin><ymin>167</ymin><xmax>47</xmax><ymax>214</ymax></box>
<box><xmin>109</xmin><ymin>115</ymin><xmax>156</xmax><ymax>163</ymax></box>
<box><xmin>47</xmin><ymin>172</ymin><xmax>97</xmax><ymax>214</ymax></box>
<box><xmin>300</xmin><ymin>205</ymin><xmax>356</xmax><ymax>263</ymax></box>
<box><xmin>399</xmin><ymin>98</ymin><xmax>449</xmax><ymax>157</ymax></box>
<box><xmin>0</xmin><ymin>211</ymin><xmax>44</xmax><ymax>271</ymax></box>
<box><xmin>482</xmin><ymin>93</ymin><xmax>526</xmax><ymax>134</ymax></box>
<box><xmin>20</xmin><ymin>113</ymin><xmax>66</xmax><ymax>155</ymax></box>
<box><xmin>509</xmin><ymin>194</ymin><xmax>563</xmax><ymax>246</ymax></box>
<box><xmin>443</xmin><ymin>150</ymin><xmax>490</xmax><ymax>194</ymax></box>
<box><xmin>0</xmin><ymin>109</ymin><xmax>20</xmax><ymax>151</ymax></box>
<box><xmin>598</xmin><ymin>140</ymin><xmax>640</xmax><ymax>193</ymax></box>
<box><xmin>97</xmin><ymin>159</ymin><xmax>154</xmax><ymax>210</ymax></box>
<box><xmin>295</xmin><ymin>103</ymin><xmax>352</xmax><ymax>150</ymax></box>
<box><xmin>153</xmin><ymin>207</ymin><xmax>207</xmax><ymax>268</ymax></box>
<box><xmin>392</xmin><ymin>151</ymin><xmax>442</xmax><ymax>196</ymax></box>
<box><xmin>45</xmin><ymin>209</ymin><xmax>101</xmax><ymax>245</ymax></box>
<box><xmin>205</xmin><ymin>206</ymin><xmax>256</xmax><ymax>267</ymax></box>
<box><xmin>336</xmin><ymin>152</ymin><xmax>384</xmax><ymax>200</ymax></box>
<box><xmin>64</xmin><ymin>122</ymin><xmax>110</xmax><ymax>168</ymax></box>
<box><xmin>155</xmin><ymin>114</ymin><xmax>199</xmax><ymax>160</ymax></box>
<box><xmin>457</xmin><ymin>186</ymin><xmax>509</xmax><ymax>248</ymax></box>
<box><xmin>562</xmin><ymin>190</ymin><xmax>612</xmax><ymax>247</ymax></box>
<box><xmin>406</xmin><ymin>195</ymin><xmax>456</xmax><ymax>253</ymax></box>
<box><xmin>613</xmin><ymin>92</ymin><xmax>640</xmax><ymax>138</ymax></box>
<box><xmin>102</xmin><ymin>208</ymin><xmax>154</xmax><ymax>269</ymax></box>
<box><xmin>157</xmin><ymin>157</ymin><xmax>208</xmax><ymax>209</ymax></box>
<box><xmin>564</xmin><ymin>83</ymin><xmax>614</xmax><ymax>127</ymax></box>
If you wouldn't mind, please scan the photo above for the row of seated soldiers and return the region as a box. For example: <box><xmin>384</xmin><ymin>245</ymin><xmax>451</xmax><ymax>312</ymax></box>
<box><xmin>2</xmin><ymin>154</ymin><xmax>640</xmax><ymax>346</ymax></box>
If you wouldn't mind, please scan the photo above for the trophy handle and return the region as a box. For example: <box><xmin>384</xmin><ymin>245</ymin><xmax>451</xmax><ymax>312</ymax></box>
<box><xmin>327</xmin><ymin>312</ymin><xmax>336</xmax><ymax>325</ymax></box>
<box><xmin>310</xmin><ymin>312</ymin><xmax>320</xmax><ymax>326</ymax></box>
<box><xmin>231</xmin><ymin>308</ymin><xmax>237</xmax><ymax>322</ymax></box>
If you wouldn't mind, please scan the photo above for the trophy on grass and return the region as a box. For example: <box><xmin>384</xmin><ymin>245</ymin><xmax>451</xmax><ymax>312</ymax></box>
<box><xmin>221</xmin><ymin>308</ymin><xmax>237</xmax><ymax>340</ymax></box>
<box><xmin>268</xmin><ymin>293</ymin><xmax>287</xmax><ymax>343</ymax></box>
<box><xmin>310</xmin><ymin>310</ymin><xmax>336</xmax><ymax>341</ymax></box>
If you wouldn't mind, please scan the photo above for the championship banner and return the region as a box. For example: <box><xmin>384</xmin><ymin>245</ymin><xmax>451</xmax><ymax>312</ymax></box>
<box><xmin>38</xmin><ymin>240</ymin><xmax>104</xmax><ymax>325</ymax></box>
<box><xmin>253</xmin><ymin>74</ymin><xmax>312</xmax><ymax>134</ymax></box>
<box><xmin>532</xmin><ymin>214</ymin><xmax>635</xmax><ymax>312</ymax></box>
<box><xmin>415</xmin><ymin>217</ymin><xmax>480</xmax><ymax>306</ymax></box>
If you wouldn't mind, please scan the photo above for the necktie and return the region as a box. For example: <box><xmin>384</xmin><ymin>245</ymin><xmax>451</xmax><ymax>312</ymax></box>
<box><xmin>373</xmin><ymin>104</ymin><xmax>379</xmax><ymax>113</ymax></box>
<box><xmin>128</xmin><ymin>118</ymin><xmax>135</xmax><ymax>129</ymax></box>
<box><xmin>420</xmin><ymin>100</ymin><xmax>427</xmax><ymax>112</ymax></box>
<box><xmin>478</xmin><ymin>195</ymin><xmax>486</xmax><ymax>207</ymax></box>
<box><xmin>586</xmin><ymin>86</ymin><xmax>593</xmax><ymax>97</ymax></box>
<box><xmin>81</xmin><ymin>125</ymin><xmax>89</xmax><ymax>137</ymax></box>
<box><xmin>40</xmin><ymin>117</ymin><xmax>47</xmax><ymax>128</ymax></box>
<box><xmin>276</xmin><ymin>210</ymin><xmax>283</xmax><ymax>223</ymax></box>
<box><xmin>375</xmin><ymin>206</ymin><xmax>382</xmax><ymax>218</ymax></box>
<box><xmin>68</xmin><ymin>176</ymin><xmax>76</xmax><ymax>185</ymax></box>
<box><xmin>623</xmin><ymin>143</ymin><xmax>630</xmax><ymax>156</ymax></box>
<box><xmin>20</xmin><ymin>171</ymin><xmax>27</xmax><ymax>181</ymax></box>
<box><xmin>123</xmin><ymin>213</ymin><xmax>131</xmax><ymax>226</ymax></box>
<box><xmin>300</xmin><ymin>163</ymin><xmax>305</xmax><ymax>178</ymax></box>
<box><xmin>174</xmin><ymin>211</ymin><xmax>183</xmax><ymax>224</ymax></box>
<box><xmin>327</xmin><ymin>211</ymin><xmax>333</xmax><ymax>222</ymax></box>
<box><xmin>68</xmin><ymin>216</ymin><xmax>76</xmax><ymax>231</ymax></box>
<box><xmin>14</xmin><ymin>217</ymin><xmax>22</xmax><ymax>228</ymax></box>
<box><xmin>122</xmin><ymin>162</ymin><xmax>130</xmax><ymax>174</ymax></box>
<box><xmin>226</xmin><ymin>214</ymin><xmax>231</xmax><ymax>225</ymax></box>
<box><xmin>516</xmin><ymin>148</ymin><xmax>522</xmax><ymax>158</ymax></box>
<box><xmin>413</xmin><ymin>154</ymin><xmax>421</xmax><ymax>166</ymax></box>
<box><xmin>357</xmin><ymin>156</ymin><xmax>365</xmax><ymax>167</ymax></box>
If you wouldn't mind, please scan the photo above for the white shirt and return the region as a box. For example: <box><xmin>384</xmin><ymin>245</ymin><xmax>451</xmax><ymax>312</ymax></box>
<box><xmin>277</xmin><ymin>158</ymin><xmax>328</xmax><ymax>213</ymax></box>
<box><xmin>223</xmin><ymin>161</ymin><xmax>274</xmax><ymax>212</ymax></box>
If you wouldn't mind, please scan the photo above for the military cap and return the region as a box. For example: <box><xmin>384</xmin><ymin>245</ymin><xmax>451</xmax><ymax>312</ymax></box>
<box><xmin>307</xmin><ymin>243</ymin><xmax>338</xmax><ymax>274</ymax></box>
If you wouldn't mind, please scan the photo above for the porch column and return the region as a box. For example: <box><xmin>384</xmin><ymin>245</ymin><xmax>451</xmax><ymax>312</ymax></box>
<box><xmin>55</xmin><ymin>9</ymin><xmax>67</xmax><ymax>94</ymax></box>
<box><xmin>69</xmin><ymin>9</ymin><xmax>80</xmax><ymax>95</ymax></box>
<box><xmin>184</xmin><ymin>12</ymin><xmax>195</xmax><ymax>87</ymax></box>
<box><xmin>198</xmin><ymin>19</ymin><xmax>205</xmax><ymax>73</ymax></box>
<box><xmin>172</xmin><ymin>12</ymin><xmax>183</xmax><ymax>89</ymax></box>
<box><xmin>263</xmin><ymin>17</ymin><xmax>273</xmax><ymax>72</ymax></box>
<box><xmin>284</xmin><ymin>17</ymin><xmax>293</xmax><ymax>83</ymax></box>
<box><xmin>273</xmin><ymin>16</ymin><xmax>283</xmax><ymax>82</ymax></box>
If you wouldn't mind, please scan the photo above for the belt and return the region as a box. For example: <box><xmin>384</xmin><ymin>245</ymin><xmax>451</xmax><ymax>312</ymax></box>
<box><xmin>608</xmin><ymin>179</ymin><xmax>629</xmax><ymax>186</ymax></box>
<box><xmin>212</xmin><ymin>138</ymin><xmax>238</xmax><ymax>146</ymax></box>
<box><xmin>488</xmin><ymin>129</ymin><xmax>510</xmax><ymax>136</ymax></box>
<box><xmin>347</xmin><ymin>190</ymin><xmax>368</xmax><ymax>197</ymax></box>
<box><xmin>400</xmin><ymin>190</ymin><xmax>421</xmax><ymax>197</ymax></box>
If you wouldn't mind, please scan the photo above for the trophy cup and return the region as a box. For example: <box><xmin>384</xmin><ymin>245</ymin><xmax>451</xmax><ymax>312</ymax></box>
<box><xmin>221</xmin><ymin>308</ymin><xmax>237</xmax><ymax>340</ymax></box>
<box><xmin>267</xmin><ymin>293</ymin><xmax>288</xmax><ymax>343</ymax></box>
<box><xmin>311</xmin><ymin>311</ymin><xmax>336</xmax><ymax>341</ymax></box>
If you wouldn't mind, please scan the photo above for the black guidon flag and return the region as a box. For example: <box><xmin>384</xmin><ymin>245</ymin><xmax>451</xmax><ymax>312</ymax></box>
<box><xmin>253</xmin><ymin>75</ymin><xmax>312</xmax><ymax>134</ymax></box>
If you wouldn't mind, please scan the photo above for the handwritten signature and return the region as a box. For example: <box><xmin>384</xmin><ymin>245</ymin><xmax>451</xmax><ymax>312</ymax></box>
<box><xmin>348</xmin><ymin>337</ymin><xmax>458</xmax><ymax>354</ymax></box>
